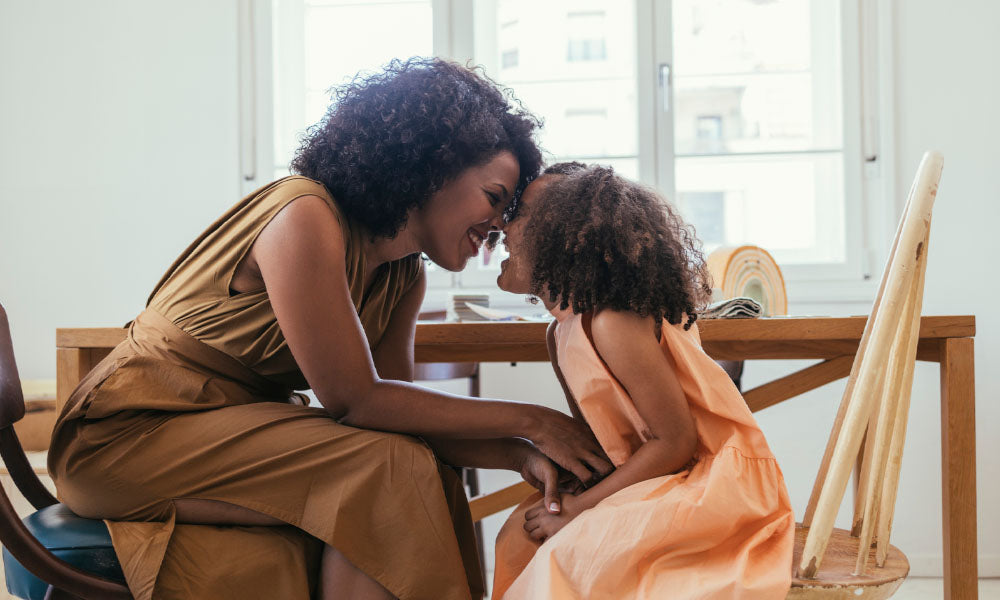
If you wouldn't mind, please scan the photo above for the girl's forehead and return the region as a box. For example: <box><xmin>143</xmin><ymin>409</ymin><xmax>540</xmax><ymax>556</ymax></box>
<box><xmin>521</xmin><ymin>175</ymin><xmax>558</xmax><ymax>205</ymax></box>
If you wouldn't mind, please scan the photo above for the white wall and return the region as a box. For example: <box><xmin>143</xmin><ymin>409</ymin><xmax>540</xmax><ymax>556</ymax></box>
<box><xmin>0</xmin><ymin>1</ymin><xmax>244</xmax><ymax>379</ymax></box>
<box><xmin>0</xmin><ymin>0</ymin><xmax>996</xmax><ymax>582</ymax></box>
<box><xmin>890</xmin><ymin>0</ymin><xmax>1000</xmax><ymax>575</ymax></box>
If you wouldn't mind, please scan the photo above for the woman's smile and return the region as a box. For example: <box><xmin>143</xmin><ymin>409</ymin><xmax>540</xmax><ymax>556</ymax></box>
<box><xmin>466</xmin><ymin>226</ymin><xmax>487</xmax><ymax>257</ymax></box>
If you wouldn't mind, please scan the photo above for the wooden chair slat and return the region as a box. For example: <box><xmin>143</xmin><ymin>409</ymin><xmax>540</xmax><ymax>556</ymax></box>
<box><xmin>873</xmin><ymin>229</ymin><xmax>930</xmax><ymax>568</ymax></box>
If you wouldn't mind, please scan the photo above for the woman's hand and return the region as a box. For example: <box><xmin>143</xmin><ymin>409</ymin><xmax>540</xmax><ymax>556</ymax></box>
<box><xmin>517</xmin><ymin>447</ymin><xmax>587</xmax><ymax>515</ymax></box>
<box><xmin>523</xmin><ymin>493</ymin><xmax>587</xmax><ymax>543</ymax></box>
<box><xmin>528</xmin><ymin>406</ymin><xmax>614</xmax><ymax>487</ymax></box>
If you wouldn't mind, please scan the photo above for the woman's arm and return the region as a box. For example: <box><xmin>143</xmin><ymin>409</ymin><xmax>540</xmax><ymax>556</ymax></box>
<box><xmin>253</xmin><ymin>196</ymin><xmax>612</xmax><ymax>483</ymax></box>
<box><xmin>370</xmin><ymin>263</ymin><xmax>425</xmax><ymax>382</ymax></box>
<box><xmin>370</xmin><ymin>267</ymin><xmax>534</xmax><ymax>471</ymax></box>
<box><xmin>524</xmin><ymin>309</ymin><xmax>697</xmax><ymax>541</ymax></box>
<box><xmin>372</xmin><ymin>275</ymin><xmax>581</xmax><ymax>508</ymax></box>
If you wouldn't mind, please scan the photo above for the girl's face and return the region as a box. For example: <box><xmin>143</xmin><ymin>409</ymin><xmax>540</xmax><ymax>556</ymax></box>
<box><xmin>497</xmin><ymin>175</ymin><xmax>552</xmax><ymax>294</ymax></box>
<box><xmin>414</xmin><ymin>151</ymin><xmax>519</xmax><ymax>271</ymax></box>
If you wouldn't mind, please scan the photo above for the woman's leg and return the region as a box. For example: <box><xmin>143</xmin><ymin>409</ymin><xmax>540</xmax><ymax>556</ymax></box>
<box><xmin>55</xmin><ymin>404</ymin><xmax>479</xmax><ymax>598</ymax></box>
<box><xmin>175</xmin><ymin>499</ymin><xmax>395</xmax><ymax>600</ymax></box>
<box><xmin>174</xmin><ymin>498</ymin><xmax>285</xmax><ymax>525</ymax></box>
<box><xmin>321</xmin><ymin>546</ymin><xmax>395</xmax><ymax>600</ymax></box>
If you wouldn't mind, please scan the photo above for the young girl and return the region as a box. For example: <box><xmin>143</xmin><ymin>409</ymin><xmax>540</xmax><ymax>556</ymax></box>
<box><xmin>492</xmin><ymin>163</ymin><xmax>795</xmax><ymax>599</ymax></box>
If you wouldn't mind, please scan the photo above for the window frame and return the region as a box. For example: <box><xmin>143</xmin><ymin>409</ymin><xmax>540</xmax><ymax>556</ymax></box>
<box><xmin>266</xmin><ymin>0</ymin><xmax>896</xmax><ymax>307</ymax></box>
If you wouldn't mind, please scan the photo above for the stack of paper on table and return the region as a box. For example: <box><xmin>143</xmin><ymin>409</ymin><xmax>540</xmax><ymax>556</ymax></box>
<box><xmin>447</xmin><ymin>293</ymin><xmax>490</xmax><ymax>321</ymax></box>
<box><xmin>699</xmin><ymin>297</ymin><xmax>763</xmax><ymax>320</ymax></box>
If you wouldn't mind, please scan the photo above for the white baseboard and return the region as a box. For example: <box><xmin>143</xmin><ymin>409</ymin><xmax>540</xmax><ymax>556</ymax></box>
<box><xmin>906</xmin><ymin>553</ymin><xmax>1000</xmax><ymax>578</ymax></box>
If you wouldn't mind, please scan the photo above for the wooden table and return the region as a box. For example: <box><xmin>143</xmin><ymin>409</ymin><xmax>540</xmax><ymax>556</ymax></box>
<box><xmin>56</xmin><ymin>316</ymin><xmax>978</xmax><ymax>600</ymax></box>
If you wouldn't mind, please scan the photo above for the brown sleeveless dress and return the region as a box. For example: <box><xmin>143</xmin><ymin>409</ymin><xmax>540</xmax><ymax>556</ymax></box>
<box><xmin>48</xmin><ymin>177</ymin><xmax>483</xmax><ymax>600</ymax></box>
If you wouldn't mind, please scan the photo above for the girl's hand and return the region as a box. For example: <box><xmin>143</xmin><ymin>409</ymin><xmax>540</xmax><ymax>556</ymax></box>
<box><xmin>523</xmin><ymin>493</ymin><xmax>585</xmax><ymax>543</ymax></box>
<box><xmin>517</xmin><ymin>448</ymin><xmax>588</xmax><ymax>515</ymax></box>
<box><xmin>529</xmin><ymin>406</ymin><xmax>614</xmax><ymax>487</ymax></box>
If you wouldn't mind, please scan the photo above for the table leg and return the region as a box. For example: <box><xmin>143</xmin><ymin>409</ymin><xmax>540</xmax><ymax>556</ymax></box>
<box><xmin>940</xmin><ymin>337</ymin><xmax>977</xmax><ymax>600</ymax></box>
<box><xmin>56</xmin><ymin>348</ymin><xmax>86</xmax><ymax>413</ymax></box>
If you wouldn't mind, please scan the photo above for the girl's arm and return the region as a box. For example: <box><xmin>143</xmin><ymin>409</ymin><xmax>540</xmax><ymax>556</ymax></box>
<box><xmin>570</xmin><ymin>309</ymin><xmax>696</xmax><ymax>510</ymax></box>
<box><xmin>255</xmin><ymin>196</ymin><xmax>612</xmax><ymax>485</ymax></box>
<box><xmin>524</xmin><ymin>309</ymin><xmax>696</xmax><ymax>540</ymax></box>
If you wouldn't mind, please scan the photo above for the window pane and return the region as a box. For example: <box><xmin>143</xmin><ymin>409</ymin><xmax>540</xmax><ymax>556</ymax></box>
<box><xmin>675</xmin><ymin>152</ymin><xmax>845</xmax><ymax>264</ymax></box>
<box><xmin>672</xmin><ymin>0</ymin><xmax>845</xmax><ymax>265</ymax></box>
<box><xmin>275</xmin><ymin>0</ymin><xmax>432</xmax><ymax>170</ymax></box>
<box><xmin>674</xmin><ymin>71</ymin><xmax>841</xmax><ymax>154</ymax></box>
<box><xmin>470</xmin><ymin>0</ymin><xmax>638</xmax><ymax>282</ymax></box>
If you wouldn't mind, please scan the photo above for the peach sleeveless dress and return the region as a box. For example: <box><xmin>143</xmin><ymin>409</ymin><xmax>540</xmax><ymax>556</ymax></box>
<box><xmin>493</xmin><ymin>310</ymin><xmax>794</xmax><ymax>599</ymax></box>
<box><xmin>48</xmin><ymin>177</ymin><xmax>483</xmax><ymax>600</ymax></box>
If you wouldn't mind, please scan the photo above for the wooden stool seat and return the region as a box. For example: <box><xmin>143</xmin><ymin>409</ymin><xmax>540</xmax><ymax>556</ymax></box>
<box><xmin>789</xmin><ymin>526</ymin><xmax>909</xmax><ymax>599</ymax></box>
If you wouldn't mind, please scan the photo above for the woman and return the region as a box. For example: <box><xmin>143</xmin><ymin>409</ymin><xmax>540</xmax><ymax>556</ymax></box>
<box><xmin>48</xmin><ymin>58</ymin><xmax>611</xmax><ymax>600</ymax></box>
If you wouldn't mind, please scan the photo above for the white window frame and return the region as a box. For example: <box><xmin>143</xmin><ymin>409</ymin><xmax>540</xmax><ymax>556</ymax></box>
<box><xmin>263</xmin><ymin>0</ymin><xmax>897</xmax><ymax>308</ymax></box>
<box><xmin>647</xmin><ymin>0</ymin><xmax>891</xmax><ymax>305</ymax></box>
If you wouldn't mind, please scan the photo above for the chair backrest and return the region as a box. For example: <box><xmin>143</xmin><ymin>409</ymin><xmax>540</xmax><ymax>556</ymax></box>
<box><xmin>0</xmin><ymin>302</ymin><xmax>132</xmax><ymax>599</ymax></box>
<box><xmin>797</xmin><ymin>151</ymin><xmax>944</xmax><ymax>578</ymax></box>
<box><xmin>0</xmin><ymin>303</ymin><xmax>55</xmax><ymax>509</ymax></box>
<box><xmin>0</xmin><ymin>304</ymin><xmax>26</xmax><ymax>430</ymax></box>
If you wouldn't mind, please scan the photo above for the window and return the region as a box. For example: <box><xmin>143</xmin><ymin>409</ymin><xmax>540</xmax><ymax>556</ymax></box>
<box><xmin>271</xmin><ymin>0</ymin><xmax>883</xmax><ymax>303</ymax></box>
<box><xmin>670</xmin><ymin>0</ymin><xmax>850</xmax><ymax>267</ymax></box>
<box><xmin>273</xmin><ymin>0</ymin><xmax>433</xmax><ymax>183</ymax></box>
<box><xmin>271</xmin><ymin>0</ymin><xmax>454</xmax><ymax>286</ymax></box>
<box><xmin>462</xmin><ymin>0</ymin><xmax>639</xmax><ymax>288</ymax></box>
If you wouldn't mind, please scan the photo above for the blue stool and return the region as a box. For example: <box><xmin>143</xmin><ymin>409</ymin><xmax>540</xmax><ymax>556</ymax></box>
<box><xmin>3</xmin><ymin>503</ymin><xmax>126</xmax><ymax>600</ymax></box>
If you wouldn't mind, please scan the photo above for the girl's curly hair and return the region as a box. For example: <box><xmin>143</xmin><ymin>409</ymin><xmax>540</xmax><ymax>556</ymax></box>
<box><xmin>521</xmin><ymin>163</ymin><xmax>712</xmax><ymax>329</ymax></box>
<box><xmin>290</xmin><ymin>57</ymin><xmax>543</xmax><ymax>239</ymax></box>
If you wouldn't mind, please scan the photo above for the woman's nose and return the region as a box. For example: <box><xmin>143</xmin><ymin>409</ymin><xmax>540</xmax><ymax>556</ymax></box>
<box><xmin>487</xmin><ymin>212</ymin><xmax>505</xmax><ymax>231</ymax></box>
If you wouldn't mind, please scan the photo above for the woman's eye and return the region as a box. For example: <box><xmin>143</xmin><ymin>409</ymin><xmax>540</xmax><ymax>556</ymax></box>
<box><xmin>486</xmin><ymin>191</ymin><xmax>500</xmax><ymax>207</ymax></box>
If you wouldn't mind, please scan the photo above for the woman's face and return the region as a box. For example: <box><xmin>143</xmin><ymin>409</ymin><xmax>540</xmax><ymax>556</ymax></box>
<box><xmin>497</xmin><ymin>175</ymin><xmax>552</xmax><ymax>294</ymax></box>
<box><xmin>415</xmin><ymin>151</ymin><xmax>519</xmax><ymax>271</ymax></box>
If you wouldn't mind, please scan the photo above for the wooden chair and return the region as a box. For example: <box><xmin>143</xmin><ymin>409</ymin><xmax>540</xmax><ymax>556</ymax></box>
<box><xmin>0</xmin><ymin>303</ymin><xmax>132</xmax><ymax>600</ymax></box>
<box><xmin>467</xmin><ymin>152</ymin><xmax>945</xmax><ymax>599</ymax></box>
<box><xmin>790</xmin><ymin>152</ymin><xmax>943</xmax><ymax>596</ymax></box>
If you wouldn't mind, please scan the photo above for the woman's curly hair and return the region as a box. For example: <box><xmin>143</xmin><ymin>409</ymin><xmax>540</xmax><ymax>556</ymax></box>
<box><xmin>290</xmin><ymin>57</ymin><xmax>543</xmax><ymax>239</ymax></box>
<box><xmin>520</xmin><ymin>163</ymin><xmax>712</xmax><ymax>329</ymax></box>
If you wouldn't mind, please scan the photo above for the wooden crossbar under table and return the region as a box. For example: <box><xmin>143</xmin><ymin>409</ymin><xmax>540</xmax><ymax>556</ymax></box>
<box><xmin>56</xmin><ymin>316</ymin><xmax>978</xmax><ymax>600</ymax></box>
